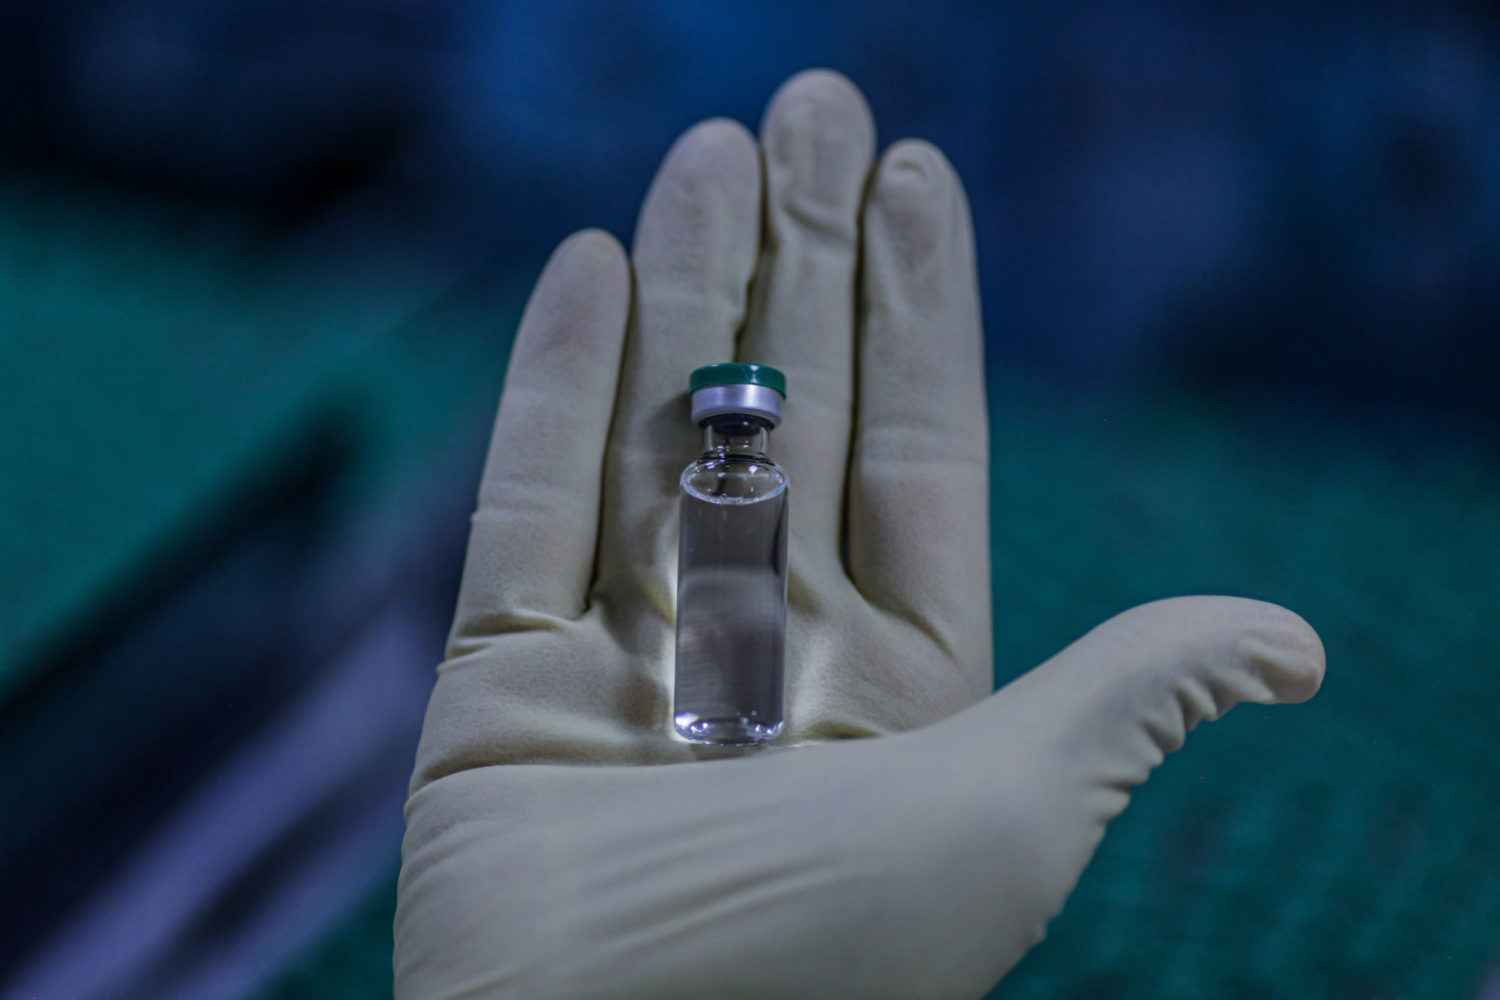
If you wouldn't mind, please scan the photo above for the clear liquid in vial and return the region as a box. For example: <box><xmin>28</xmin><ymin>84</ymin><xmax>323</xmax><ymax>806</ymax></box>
<box><xmin>673</xmin><ymin>462</ymin><xmax>788</xmax><ymax>745</ymax></box>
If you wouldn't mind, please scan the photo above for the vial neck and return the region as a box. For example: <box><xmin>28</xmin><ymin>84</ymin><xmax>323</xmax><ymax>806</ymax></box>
<box><xmin>703</xmin><ymin>417</ymin><xmax>770</xmax><ymax>458</ymax></box>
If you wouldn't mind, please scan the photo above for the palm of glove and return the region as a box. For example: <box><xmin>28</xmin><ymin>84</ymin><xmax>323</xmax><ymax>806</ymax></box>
<box><xmin>396</xmin><ymin>72</ymin><xmax>1324</xmax><ymax>1000</ymax></box>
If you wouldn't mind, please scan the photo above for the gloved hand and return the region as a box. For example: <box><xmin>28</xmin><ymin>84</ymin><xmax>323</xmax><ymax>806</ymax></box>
<box><xmin>395</xmin><ymin>70</ymin><xmax>1324</xmax><ymax>999</ymax></box>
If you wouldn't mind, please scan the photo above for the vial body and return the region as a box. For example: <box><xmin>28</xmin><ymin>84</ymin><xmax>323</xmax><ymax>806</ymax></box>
<box><xmin>673</xmin><ymin>424</ymin><xmax>788</xmax><ymax>745</ymax></box>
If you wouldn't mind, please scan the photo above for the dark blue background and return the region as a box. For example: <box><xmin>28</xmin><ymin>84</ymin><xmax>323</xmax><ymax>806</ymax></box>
<box><xmin>5</xmin><ymin>0</ymin><xmax>1496</xmax><ymax>415</ymax></box>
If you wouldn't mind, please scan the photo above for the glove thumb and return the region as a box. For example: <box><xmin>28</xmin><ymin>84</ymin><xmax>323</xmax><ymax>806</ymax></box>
<box><xmin>933</xmin><ymin>596</ymin><xmax>1325</xmax><ymax>976</ymax></box>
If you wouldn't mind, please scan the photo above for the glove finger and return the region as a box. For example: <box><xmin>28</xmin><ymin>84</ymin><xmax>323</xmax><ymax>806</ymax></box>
<box><xmin>595</xmin><ymin>119</ymin><xmax>762</xmax><ymax>618</ymax></box>
<box><xmin>850</xmin><ymin>140</ymin><xmax>990</xmax><ymax>680</ymax></box>
<box><xmin>448</xmin><ymin>230</ymin><xmax>630</xmax><ymax>649</ymax></box>
<box><xmin>950</xmin><ymin>596</ymin><xmax>1325</xmax><ymax>950</ymax></box>
<box><xmin>988</xmin><ymin>596</ymin><xmax>1325</xmax><ymax>763</ymax></box>
<box><xmin>738</xmin><ymin>69</ymin><xmax>874</xmax><ymax>560</ymax></box>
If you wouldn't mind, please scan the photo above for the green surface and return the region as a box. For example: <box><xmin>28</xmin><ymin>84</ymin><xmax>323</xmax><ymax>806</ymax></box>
<box><xmin>0</xmin><ymin>174</ymin><xmax>534</xmax><ymax>999</ymax></box>
<box><xmin>979</xmin><ymin>386</ymin><xmax>1500</xmax><ymax>1000</ymax></box>
<box><xmin>254</xmin><ymin>868</ymin><xmax>401</xmax><ymax>1000</ymax></box>
<box><xmin>0</xmin><ymin>173</ymin><xmax>523</xmax><ymax>705</ymax></box>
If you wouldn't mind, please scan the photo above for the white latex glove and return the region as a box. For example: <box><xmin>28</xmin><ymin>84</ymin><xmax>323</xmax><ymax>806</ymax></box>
<box><xmin>395</xmin><ymin>70</ymin><xmax>1325</xmax><ymax>999</ymax></box>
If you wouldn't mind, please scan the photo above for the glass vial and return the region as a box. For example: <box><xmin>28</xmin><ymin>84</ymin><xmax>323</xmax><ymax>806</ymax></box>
<box><xmin>674</xmin><ymin>363</ymin><xmax>789</xmax><ymax>745</ymax></box>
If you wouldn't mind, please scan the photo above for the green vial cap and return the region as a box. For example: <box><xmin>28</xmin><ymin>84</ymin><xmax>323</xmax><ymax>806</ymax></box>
<box><xmin>689</xmin><ymin>363</ymin><xmax>787</xmax><ymax>398</ymax></box>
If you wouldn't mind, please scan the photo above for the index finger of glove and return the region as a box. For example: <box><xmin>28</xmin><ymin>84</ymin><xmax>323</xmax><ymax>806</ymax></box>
<box><xmin>594</xmin><ymin>120</ymin><xmax>762</xmax><ymax>613</ymax></box>
<box><xmin>448</xmin><ymin>230</ymin><xmax>630</xmax><ymax>651</ymax></box>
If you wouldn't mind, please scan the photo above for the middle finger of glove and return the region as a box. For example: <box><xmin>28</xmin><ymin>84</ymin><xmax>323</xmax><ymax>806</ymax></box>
<box><xmin>737</xmin><ymin>70</ymin><xmax>875</xmax><ymax>565</ymax></box>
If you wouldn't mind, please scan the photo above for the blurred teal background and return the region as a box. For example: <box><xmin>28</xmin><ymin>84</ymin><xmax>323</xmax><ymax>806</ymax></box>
<box><xmin>2</xmin><ymin>3</ymin><xmax>1498</xmax><ymax>999</ymax></box>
